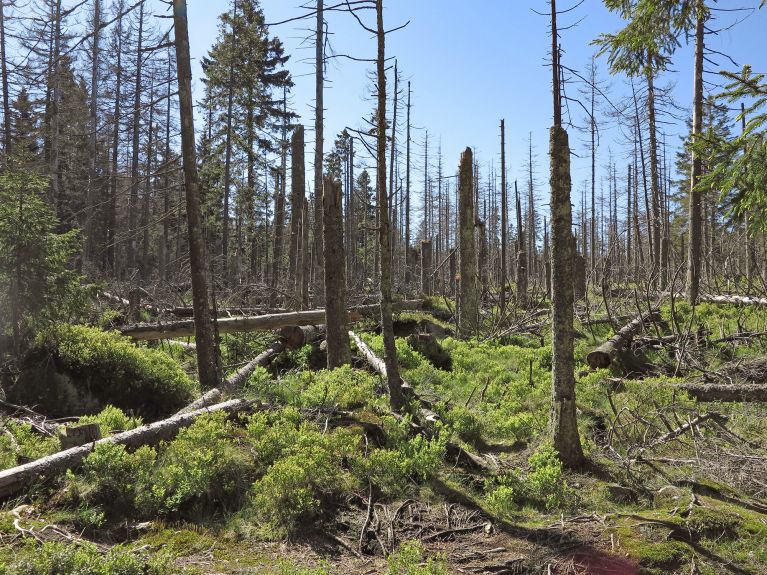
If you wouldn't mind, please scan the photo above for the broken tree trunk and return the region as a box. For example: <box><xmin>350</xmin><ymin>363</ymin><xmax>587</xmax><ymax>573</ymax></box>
<box><xmin>0</xmin><ymin>398</ymin><xmax>257</xmax><ymax>501</ymax></box>
<box><xmin>677</xmin><ymin>383</ymin><xmax>767</xmax><ymax>403</ymax></box>
<box><xmin>121</xmin><ymin>300</ymin><xmax>424</xmax><ymax>340</ymax></box>
<box><xmin>586</xmin><ymin>309</ymin><xmax>660</xmax><ymax>369</ymax></box>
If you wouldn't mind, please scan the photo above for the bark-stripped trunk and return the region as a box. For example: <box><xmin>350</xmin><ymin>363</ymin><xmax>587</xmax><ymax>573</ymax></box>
<box><xmin>0</xmin><ymin>0</ymin><xmax>10</xmax><ymax>153</ymax></box>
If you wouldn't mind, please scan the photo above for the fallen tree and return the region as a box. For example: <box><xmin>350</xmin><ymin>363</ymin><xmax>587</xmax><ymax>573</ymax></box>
<box><xmin>700</xmin><ymin>294</ymin><xmax>767</xmax><ymax>307</ymax></box>
<box><xmin>121</xmin><ymin>300</ymin><xmax>424</xmax><ymax>340</ymax></box>
<box><xmin>677</xmin><ymin>383</ymin><xmax>767</xmax><ymax>403</ymax></box>
<box><xmin>349</xmin><ymin>331</ymin><xmax>494</xmax><ymax>471</ymax></box>
<box><xmin>586</xmin><ymin>309</ymin><xmax>661</xmax><ymax>369</ymax></box>
<box><xmin>0</xmin><ymin>398</ymin><xmax>258</xmax><ymax>501</ymax></box>
<box><xmin>177</xmin><ymin>325</ymin><xmax>324</xmax><ymax>414</ymax></box>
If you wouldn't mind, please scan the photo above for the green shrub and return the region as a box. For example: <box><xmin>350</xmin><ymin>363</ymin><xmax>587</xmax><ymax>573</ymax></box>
<box><xmin>351</xmin><ymin>416</ymin><xmax>446</xmax><ymax>496</ymax></box>
<box><xmin>70</xmin><ymin>442</ymin><xmax>156</xmax><ymax>521</ymax></box>
<box><xmin>9</xmin><ymin>541</ymin><xmax>175</xmax><ymax>575</ymax></box>
<box><xmin>485</xmin><ymin>444</ymin><xmax>576</xmax><ymax>514</ymax></box>
<box><xmin>386</xmin><ymin>540</ymin><xmax>448</xmax><ymax>575</ymax></box>
<box><xmin>297</xmin><ymin>366</ymin><xmax>377</xmax><ymax>410</ymax></box>
<box><xmin>140</xmin><ymin>411</ymin><xmax>254</xmax><ymax>517</ymax></box>
<box><xmin>12</xmin><ymin>325</ymin><xmax>197</xmax><ymax>419</ymax></box>
<box><xmin>77</xmin><ymin>405</ymin><xmax>142</xmax><ymax>436</ymax></box>
<box><xmin>3</xmin><ymin>421</ymin><xmax>59</xmax><ymax>464</ymax></box>
<box><xmin>249</xmin><ymin>412</ymin><xmax>360</xmax><ymax>538</ymax></box>
<box><xmin>526</xmin><ymin>443</ymin><xmax>575</xmax><ymax>511</ymax></box>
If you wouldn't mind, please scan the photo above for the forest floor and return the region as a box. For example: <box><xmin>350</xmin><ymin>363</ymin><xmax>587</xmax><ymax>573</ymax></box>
<box><xmin>1</xmin><ymin>295</ymin><xmax>766</xmax><ymax>575</ymax></box>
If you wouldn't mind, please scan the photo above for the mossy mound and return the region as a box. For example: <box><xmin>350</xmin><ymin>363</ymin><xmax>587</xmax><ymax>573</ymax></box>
<box><xmin>8</xmin><ymin>325</ymin><xmax>198</xmax><ymax>420</ymax></box>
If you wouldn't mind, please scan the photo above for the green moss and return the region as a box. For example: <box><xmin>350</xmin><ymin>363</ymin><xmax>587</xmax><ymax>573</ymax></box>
<box><xmin>12</xmin><ymin>325</ymin><xmax>197</xmax><ymax>420</ymax></box>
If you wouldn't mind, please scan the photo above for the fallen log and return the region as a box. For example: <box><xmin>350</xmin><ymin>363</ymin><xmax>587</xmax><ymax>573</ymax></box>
<box><xmin>121</xmin><ymin>300</ymin><xmax>424</xmax><ymax>340</ymax></box>
<box><xmin>677</xmin><ymin>383</ymin><xmax>767</xmax><ymax>403</ymax></box>
<box><xmin>177</xmin><ymin>325</ymin><xmax>325</xmax><ymax>414</ymax></box>
<box><xmin>700</xmin><ymin>294</ymin><xmax>767</xmax><ymax>307</ymax></box>
<box><xmin>0</xmin><ymin>398</ymin><xmax>257</xmax><ymax>501</ymax></box>
<box><xmin>349</xmin><ymin>331</ymin><xmax>493</xmax><ymax>471</ymax></box>
<box><xmin>586</xmin><ymin>309</ymin><xmax>661</xmax><ymax>369</ymax></box>
<box><xmin>161</xmin><ymin>306</ymin><xmax>289</xmax><ymax>317</ymax></box>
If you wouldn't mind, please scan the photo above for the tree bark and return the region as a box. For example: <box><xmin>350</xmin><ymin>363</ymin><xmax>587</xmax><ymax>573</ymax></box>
<box><xmin>586</xmin><ymin>309</ymin><xmax>660</xmax><ymax>369</ymax></box>
<box><xmin>289</xmin><ymin>126</ymin><xmax>305</xmax><ymax>305</ymax></box>
<box><xmin>173</xmin><ymin>0</ymin><xmax>220</xmax><ymax>389</ymax></box>
<box><xmin>458</xmin><ymin>147</ymin><xmax>478</xmax><ymax>336</ymax></box>
<box><xmin>323</xmin><ymin>176</ymin><xmax>352</xmax><ymax>367</ymax></box>
<box><xmin>687</xmin><ymin>0</ymin><xmax>706</xmax><ymax>305</ymax></box>
<box><xmin>375</xmin><ymin>0</ymin><xmax>404</xmax><ymax>412</ymax></box>
<box><xmin>500</xmin><ymin>120</ymin><xmax>508</xmax><ymax>315</ymax></box>
<box><xmin>549</xmin><ymin>0</ymin><xmax>584</xmax><ymax>468</ymax></box>
<box><xmin>677</xmin><ymin>383</ymin><xmax>767</xmax><ymax>403</ymax></box>
<box><xmin>312</xmin><ymin>0</ymin><xmax>325</xmax><ymax>307</ymax></box>
<box><xmin>127</xmin><ymin>0</ymin><xmax>144</xmax><ymax>273</ymax></box>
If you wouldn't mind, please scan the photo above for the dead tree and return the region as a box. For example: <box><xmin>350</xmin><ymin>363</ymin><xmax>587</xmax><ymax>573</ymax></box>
<box><xmin>289</xmin><ymin>126</ymin><xmax>305</xmax><ymax>305</ymax></box>
<box><xmin>323</xmin><ymin>176</ymin><xmax>352</xmax><ymax>367</ymax></box>
<box><xmin>458</xmin><ymin>147</ymin><xmax>478</xmax><ymax>336</ymax></box>
<box><xmin>173</xmin><ymin>0</ymin><xmax>220</xmax><ymax>389</ymax></box>
<box><xmin>549</xmin><ymin>0</ymin><xmax>584</xmax><ymax>468</ymax></box>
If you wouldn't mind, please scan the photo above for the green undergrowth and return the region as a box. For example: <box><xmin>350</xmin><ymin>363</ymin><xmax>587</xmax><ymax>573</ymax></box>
<box><xmin>8</xmin><ymin>325</ymin><xmax>197</xmax><ymax>420</ymax></box>
<box><xmin>5</xmin><ymin>306</ymin><xmax>766</xmax><ymax>574</ymax></box>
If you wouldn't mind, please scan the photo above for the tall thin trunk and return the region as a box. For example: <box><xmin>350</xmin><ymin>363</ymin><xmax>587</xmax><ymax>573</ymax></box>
<box><xmin>107</xmin><ymin>9</ymin><xmax>124</xmax><ymax>277</ymax></box>
<box><xmin>127</xmin><ymin>1</ymin><xmax>144</xmax><ymax>273</ymax></box>
<box><xmin>270</xmin><ymin>91</ymin><xmax>288</xmax><ymax>307</ymax></box>
<box><xmin>405</xmin><ymin>83</ymin><xmax>411</xmax><ymax>286</ymax></box>
<box><xmin>221</xmin><ymin>0</ymin><xmax>238</xmax><ymax>285</ymax></box>
<box><xmin>647</xmin><ymin>68</ymin><xmax>662</xmax><ymax>290</ymax></box>
<box><xmin>0</xmin><ymin>0</ymin><xmax>10</xmax><ymax>153</ymax></box>
<box><xmin>49</xmin><ymin>0</ymin><xmax>62</xmax><ymax>221</ymax></box>
<box><xmin>173</xmin><ymin>0</ymin><xmax>220</xmax><ymax>389</ymax></box>
<box><xmin>289</xmin><ymin>126</ymin><xmax>305</xmax><ymax>306</ymax></box>
<box><xmin>515</xmin><ymin>180</ymin><xmax>527</xmax><ymax>307</ymax></box>
<box><xmin>549</xmin><ymin>0</ymin><xmax>584</xmax><ymax>468</ymax></box>
<box><xmin>375</xmin><ymin>0</ymin><xmax>404</xmax><ymax>412</ymax></box>
<box><xmin>85</xmin><ymin>0</ymin><xmax>101</xmax><ymax>264</ymax></box>
<box><xmin>312</xmin><ymin>0</ymin><xmax>325</xmax><ymax>306</ymax></box>
<box><xmin>500</xmin><ymin>119</ymin><xmax>508</xmax><ymax>315</ymax></box>
<box><xmin>687</xmin><ymin>0</ymin><xmax>705</xmax><ymax>304</ymax></box>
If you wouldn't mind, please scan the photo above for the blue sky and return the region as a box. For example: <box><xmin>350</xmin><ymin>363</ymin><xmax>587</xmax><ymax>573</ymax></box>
<box><xmin>187</xmin><ymin>1</ymin><xmax>766</xmax><ymax>208</ymax></box>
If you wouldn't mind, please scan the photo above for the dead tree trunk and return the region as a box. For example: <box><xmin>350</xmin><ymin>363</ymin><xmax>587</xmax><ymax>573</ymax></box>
<box><xmin>686</xmin><ymin>0</ymin><xmax>706</xmax><ymax>305</ymax></box>
<box><xmin>677</xmin><ymin>383</ymin><xmax>767</xmax><ymax>403</ymax></box>
<box><xmin>312</xmin><ymin>0</ymin><xmax>325</xmax><ymax>307</ymax></box>
<box><xmin>458</xmin><ymin>147</ymin><xmax>479</xmax><ymax>336</ymax></box>
<box><xmin>289</xmin><ymin>126</ymin><xmax>305</xmax><ymax>305</ymax></box>
<box><xmin>323</xmin><ymin>176</ymin><xmax>352</xmax><ymax>367</ymax></box>
<box><xmin>500</xmin><ymin>119</ymin><xmax>508</xmax><ymax>315</ymax></box>
<box><xmin>586</xmin><ymin>309</ymin><xmax>660</xmax><ymax>369</ymax></box>
<box><xmin>515</xmin><ymin>180</ymin><xmax>527</xmax><ymax>308</ymax></box>
<box><xmin>375</xmin><ymin>0</ymin><xmax>404</xmax><ymax>411</ymax></box>
<box><xmin>549</xmin><ymin>0</ymin><xmax>584</xmax><ymax>468</ymax></box>
<box><xmin>0</xmin><ymin>399</ymin><xmax>255</xmax><ymax>501</ymax></box>
<box><xmin>174</xmin><ymin>0</ymin><xmax>220</xmax><ymax>389</ymax></box>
